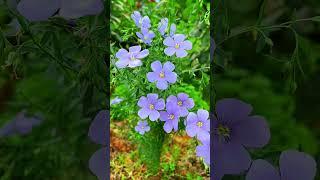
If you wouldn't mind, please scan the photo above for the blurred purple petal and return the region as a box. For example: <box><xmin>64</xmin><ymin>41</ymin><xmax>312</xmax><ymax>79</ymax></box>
<box><xmin>88</xmin><ymin>110</ymin><xmax>107</xmax><ymax>145</ymax></box>
<box><xmin>214</xmin><ymin>140</ymin><xmax>251</xmax><ymax>177</ymax></box>
<box><xmin>59</xmin><ymin>0</ymin><xmax>103</xmax><ymax>19</ymax></box>
<box><xmin>17</xmin><ymin>0</ymin><xmax>60</xmax><ymax>21</ymax></box>
<box><xmin>280</xmin><ymin>150</ymin><xmax>317</xmax><ymax>180</ymax></box>
<box><xmin>246</xmin><ymin>159</ymin><xmax>280</xmax><ymax>180</ymax></box>
<box><xmin>89</xmin><ymin>147</ymin><xmax>107</xmax><ymax>180</ymax></box>
<box><xmin>216</xmin><ymin>98</ymin><xmax>253</xmax><ymax>124</ymax></box>
<box><xmin>232</xmin><ymin>116</ymin><xmax>270</xmax><ymax>148</ymax></box>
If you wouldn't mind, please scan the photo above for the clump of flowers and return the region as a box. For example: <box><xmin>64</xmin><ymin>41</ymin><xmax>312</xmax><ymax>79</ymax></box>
<box><xmin>113</xmin><ymin>10</ymin><xmax>210</xmax><ymax>168</ymax></box>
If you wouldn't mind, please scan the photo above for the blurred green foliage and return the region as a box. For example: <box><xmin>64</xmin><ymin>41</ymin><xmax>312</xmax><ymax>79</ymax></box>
<box><xmin>214</xmin><ymin>0</ymin><xmax>320</xmax><ymax>179</ymax></box>
<box><xmin>0</xmin><ymin>1</ymin><xmax>108</xmax><ymax>179</ymax></box>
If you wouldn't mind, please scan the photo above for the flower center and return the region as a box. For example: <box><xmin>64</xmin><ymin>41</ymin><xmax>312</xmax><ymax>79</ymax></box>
<box><xmin>217</xmin><ymin>124</ymin><xmax>230</xmax><ymax>138</ymax></box>
<box><xmin>175</xmin><ymin>43</ymin><xmax>180</xmax><ymax>49</ymax></box>
<box><xmin>149</xmin><ymin>104</ymin><xmax>154</xmax><ymax>110</ymax></box>
<box><xmin>177</xmin><ymin>101</ymin><xmax>183</xmax><ymax>106</ymax></box>
<box><xmin>196</xmin><ymin>121</ymin><xmax>203</xmax><ymax>127</ymax></box>
<box><xmin>159</xmin><ymin>72</ymin><xmax>165</xmax><ymax>78</ymax></box>
<box><xmin>168</xmin><ymin>114</ymin><xmax>175</xmax><ymax>120</ymax></box>
<box><xmin>141</xmin><ymin>126</ymin><xmax>145</xmax><ymax>129</ymax></box>
<box><xmin>144</xmin><ymin>36</ymin><xmax>148</xmax><ymax>40</ymax></box>
<box><xmin>130</xmin><ymin>54</ymin><xmax>135</xmax><ymax>61</ymax></box>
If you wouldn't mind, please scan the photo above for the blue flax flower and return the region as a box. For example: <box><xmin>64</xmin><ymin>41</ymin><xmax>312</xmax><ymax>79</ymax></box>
<box><xmin>166</xmin><ymin>93</ymin><xmax>194</xmax><ymax>117</ymax></box>
<box><xmin>110</xmin><ymin>96</ymin><xmax>123</xmax><ymax>105</ymax></box>
<box><xmin>164</xmin><ymin>34</ymin><xmax>192</xmax><ymax>58</ymax></box>
<box><xmin>136</xmin><ymin>28</ymin><xmax>155</xmax><ymax>45</ymax></box>
<box><xmin>246</xmin><ymin>150</ymin><xmax>316</xmax><ymax>180</ymax></box>
<box><xmin>115</xmin><ymin>45</ymin><xmax>149</xmax><ymax>68</ymax></box>
<box><xmin>137</xmin><ymin>93</ymin><xmax>165</xmax><ymax>121</ymax></box>
<box><xmin>135</xmin><ymin>120</ymin><xmax>150</xmax><ymax>135</ymax></box>
<box><xmin>196</xmin><ymin>138</ymin><xmax>210</xmax><ymax>166</ymax></box>
<box><xmin>131</xmin><ymin>11</ymin><xmax>151</xmax><ymax>29</ymax></box>
<box><xmin>213</xmin><ymin>98</ymin><xmax>270</xmax><ymax>180</ymax></box>
<box><xmin>147</xmin><ymin>61</ymin><xmax>177</xmax><ymax>90</ymax></box>
<box><xmin>158</xmin><ymin>18</ymin><xmax>168</xmax><ymax>36</ymax></box>
<box><xmin>159</xmin><ymin>102</ymin><xmax>180</xmax><ymax>133</ymax></box>
<box><xmin>186</xmin><ymin>109</ymin><xmax>210</xmax><ymax>141</ymax></box>
<box><xmin>17</xmin><ymin>0</ymin><xmax>104</xmax><ymax>21</ymax></box>
<box><xmin>157</xmin><ymin>18</ymin><xmax>176</xmax><ymax>37</ymax></box>
<box><xmin>0</xmin><ymin>111</ymin><xmax>42</xmax><ymax>137</ymax></box>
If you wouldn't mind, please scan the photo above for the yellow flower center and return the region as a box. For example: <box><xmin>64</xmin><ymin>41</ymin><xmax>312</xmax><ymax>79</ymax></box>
<box><xmin>169</xmin><ymin>114</ymin><xmax>175</xmax><ymax>120</ymax></box>
<box><xmin>144</xmin><ymin>36</ymin><xmax>148</xmax><ymax>40</ymax></box>
<box><xmin>159</xmin><ymin>72</ymin><xmax>165</xmax><ymax>78</ymax></box>
<box><xmin>177</xmin><ymin>101</ymin><xmax>183</xmax><ymax>106</ymax></box>
<box><xmin>175</xmin><ymin>43</ymin><xmax>180</xmax><ymax>49</ymax></box>
<box><xmin>149</xmin><ymin>104</ymin><xmax>154</xmax><ymax>110</ymax></box>
<box><xmin>197</xmin><ymin>121</ymin><xmax>203</xmax><ymax>127</ymax></box>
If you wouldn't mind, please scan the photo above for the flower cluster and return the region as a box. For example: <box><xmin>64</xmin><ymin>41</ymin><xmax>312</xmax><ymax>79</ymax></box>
<box><xmin>114</xmin><ymin>11</ymin><xmax>209</xmax><ymax>166</ymax></box>
<box><xmin>132</xmin><ymin>11</ymin><xmax>155</xmax><ymax>45</ymax></box>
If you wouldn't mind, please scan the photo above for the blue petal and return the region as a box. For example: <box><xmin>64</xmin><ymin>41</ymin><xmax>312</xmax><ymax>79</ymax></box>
<box><xmin>59</xmin><ymin>0</ymin><xmax>103</xmax><ymax>19</ymax></box>
<box><xmin>17</xmin><ymin>0</ymin><xmax>60</xmax><ymax>21</ymax></box>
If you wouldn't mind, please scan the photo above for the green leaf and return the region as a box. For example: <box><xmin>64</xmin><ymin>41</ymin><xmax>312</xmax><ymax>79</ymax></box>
<box><xmin>310</xmin><ymin>16</ymin><xmax>320</xmax><ymax>22</ymax></box>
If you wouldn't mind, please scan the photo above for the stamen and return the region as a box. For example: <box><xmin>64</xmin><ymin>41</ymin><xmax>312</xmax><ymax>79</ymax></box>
<box><xmin>159</xmin><ymin>72</ymin><xmax>165</xmax><ymax>78</ymax></box>
<box><xmin>177</xmin><ymin>101</ymin><xmax>183</xmax><ymax>106</ymax></box>
<box><xmin>196</xmin><ymin>121</ymin><xmax>203</xmax><ymax>127</ymax></box>
<box><xmin>175</xmin><ymin>43</ymin><xmax>180</xmax><ymax>49</ymax></box>
<box><xmin>168</xmin><ymin>114</ymin><xmax>175</xmax><ymax>120</ymax></box>
<box><xmin>149</xmin><ymin>104</ymin><xmax>154</xmax><ymax>110</ymax></box>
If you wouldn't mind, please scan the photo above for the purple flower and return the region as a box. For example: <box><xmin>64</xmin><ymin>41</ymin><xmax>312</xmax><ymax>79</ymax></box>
<box><xmin>110</xmin><ymin>97</ymin><xmax>123</xmax><ymax>105</ymax></box>
<box><xmin>186</xmin><ymin>109</ymin><xmax>210</xmax><ymax>141</ymax></box>
<box><xmin>246</xmin><ymin>150</ymin><xmax>317</xmax><ymax>180</ymax></box>
<box><xmin>17</xmin><ymin>0</ymin><xmax>104</xmax><ymax>21</ymax></box>
<box><xmin>135</xmin><ymin>120</ymin><xmax>151</xmax><ymax>135</ymax></box>
<box><xmin>157</xmin><ymin>18</ymin><xmax>176</xmax><ymax>37</ymax></box>
<box><xmin>115</xmin><ymin>45</ymin><xmax>149</xmax><ymax>68</ymax></box>
<box><xmin>136</xmin><ymin>28</ymin><xmax>155</xmax><ymax>45</ymax></box>
<box><xmin>137</xmin><ymin>93</ymin><xmax>165</xmax><ymax>121</ymax></box>
<box><xmin>89</xmin><ymin>147</ymin><xmax>107</xmax><ymax>180</ymax></box>
<box><xmin>213</xmin><ymin>98</ymin><xmax>270</xmax><ymax>180</ymax></box>
<box><xmin>131</xmin><ymin>11</ymin><xmax>151</xmax><ymax>29</ymax></box>
<box><xmin>88</xmin><ymin>110</ymin><xmax>107</xmax><ymax>145</ymax></box>
<box><xmin>158</xmin><ymin>18</ymin><xmax>168</xmax><ymax>36</ymax></box>
<box><xmin>159</xmin><ymin>102</ymin><xmax>180</xmax><ymax>133</ymax></box>
<box><xmin>169</xmin><ymin>23</ymin><xmax>176</xmax><ymax>37</ymax></box>
<box><xmin>163</xmin><ymin>34</ymin><xmax>192</xmax><ymax>58</ymax></box>
<box><xmin>0</xmin><ymin>111</ymin><xmax>42</xmax><ymax>137</ymax></box>
<box><xmin>196</xmin><ymin>138</ymin><xmax>210</xmax><ymax>166</ymax></box>
<box><xmin>147</xmin><ymin>61</ymin><xmax>177</xmax><ymax>90</ymax></box>
<box><xmin>166</xmin><ymin>93</ymin><xmax>194</xmax><ymax>117</ymax></box>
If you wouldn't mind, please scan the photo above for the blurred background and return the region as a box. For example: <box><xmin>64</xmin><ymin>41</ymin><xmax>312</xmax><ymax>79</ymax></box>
<box><xmin>213</xmin><ymin>0</ymin><xmax>320</xmax><ymax>179</ymax></box>
<box><xmin>0</xmin><ymin>0</ymin><xmax>107</xmax><ymax>179</ymax></box>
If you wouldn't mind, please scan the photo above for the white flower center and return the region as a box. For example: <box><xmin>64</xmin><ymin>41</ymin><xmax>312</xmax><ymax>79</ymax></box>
<box><xmin>177</xmin><ymin>101</ymin><xmax>183</xmax><ymax>106</ymax></box>
<box><xmin>149</xmin><ymin>104</ymin><xmax>154</xmax><ymax>110</ymax></box>
<box><xmin>168</xmin><ymin>114</ymin><xmax>175</xmax><ymax>120</ymax></box>
<box><xmin>175</xmin><ymin>43</ymin><xmax>180</xmax><ymax>49</ymax></box>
